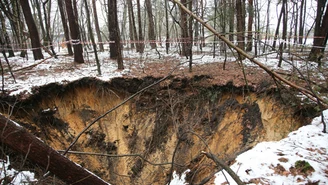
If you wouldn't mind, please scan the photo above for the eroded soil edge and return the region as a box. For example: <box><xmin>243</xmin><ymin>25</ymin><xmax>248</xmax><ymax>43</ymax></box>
<box><xmin>0</xmin><ymin>76</ymin><xmax>317</xmax><ymax>184</ymax></box>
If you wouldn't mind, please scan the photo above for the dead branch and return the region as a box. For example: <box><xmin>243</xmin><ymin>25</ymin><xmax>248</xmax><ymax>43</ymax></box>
<box><xmin>201</xmin><ymin>151</ymin><xmax>245</xmax><ymax>185</ymax></box>
<box><xmin>0</xmin><ymin>114</ymin><xmax>109</xmax><ymax>185</ymax></box>
<box><xmin>13</xmin><ymin>56</ymin><xmax>53</xmax><ymax>72</ymax></box>
<box><xmin>170</xmin><ymin>0</ymin><xmax>327</xmax><ymax>108</ymax></box>
<box><xmin>57</xmin><ymin>150</ymin><xmax>183</xmax><ymax>167</ymax></box>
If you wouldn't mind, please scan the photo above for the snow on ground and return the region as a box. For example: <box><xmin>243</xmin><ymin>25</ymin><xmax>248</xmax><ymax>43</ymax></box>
<box><xmin>169</xmin><ymin>110</ymin><xmax>328</xmax><ymax>185</ymax></box>
<box><xmin>214</xmin><ymin>110</ymin><xmax>328</xmax><ymax>185</ymax></box>
<box><xmin>1</xmin><ymin>47</ymin><xmax>327</xmax><ymax>185</ymax></box>
<box><xmin>0</xmin><ymin>156</ymin><xmax>37</xmax><ymax>184</ymax></box>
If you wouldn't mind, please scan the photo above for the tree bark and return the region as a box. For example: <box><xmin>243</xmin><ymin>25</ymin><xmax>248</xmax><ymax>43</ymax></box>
<box><xmin>180</xmin><ymin>0</ymin><xmax>189</xmax><ymax>57</ymax></box>
<box><xmin>58</xmin><ymin>0</ymin><xmax>73</xmax><ymax>55</ymax></box>
<box><xmin>0</xmin><ymin>11</ymin><xmax>14</xmax><ymax>57</ymax></box>
<box><xmin>236</xmin><ymin>0</ymin><xmax>246</xmax><ymax>59</ymax></box>
<box><xmin>92</xmin><ymin>0</ymin><xmax>104</xmax><ymax>52</ymax></box>
<box><xmin>246</xmin><ymin>0</ymin><xmax>253</xmax><ymax>52</ymax></box>
<box><xmin>108</xmin><ymin>0</ymin><xmax>124</xmax><ymax>69</ymax></box>
<box><xmin>19</xmin><ymin>0</ymin><xmax>44</xmax><ymax>60</ymax></box>
<box><xmin>145</xmin><ymin>0</ymin><xmax>156</xmax><ymax>49</ymax></box>
<box><xmin>84</xmin><ymin>0</ymin><xmax>101</xmax><ymax>75</ymax></box>
<box><xmin>0</xmin><ymin>114</ymin><xmax>109</xmax><ymax>185</ymax></box>
<box><xmin>308</xmin><ymin>0</ymin><xmax>328</xmax><ymax>65</ymax></box>
<box><xmin>65</xmin><ymin>0</ymin><xmax>84</xmax><ymax>63</ymax></box>
<box><xmin>165</xmin><ymin>0</ymin><xmax>170</xmax><ymax>53</ymax></box>
<box><xmin>136</xmin><ymin>0</ymin><xmax>145</xmax><ymax>53</ymax></box>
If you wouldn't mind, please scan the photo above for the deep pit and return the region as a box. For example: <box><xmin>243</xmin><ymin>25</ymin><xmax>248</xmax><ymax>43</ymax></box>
<box><xmin>0</xmin><ymin>76</ymin><xmax>316</xmax><ymax>184</ymax></box>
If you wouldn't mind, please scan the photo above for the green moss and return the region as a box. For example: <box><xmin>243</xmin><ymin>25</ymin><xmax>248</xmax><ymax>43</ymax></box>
<box><xmin>295</xmin><ymin>160</ymin><xmax>315</xmax><ymax>173</ymax></box>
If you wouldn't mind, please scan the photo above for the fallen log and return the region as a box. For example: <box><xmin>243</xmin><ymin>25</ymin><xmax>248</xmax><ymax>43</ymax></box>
<box><xmin>0</xmin><ymin>114</ymin><xmax>109</xmax><ymax>185</ymax></box>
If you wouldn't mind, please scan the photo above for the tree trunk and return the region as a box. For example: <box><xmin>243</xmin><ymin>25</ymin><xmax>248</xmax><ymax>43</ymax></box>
<box><xmin>42</xmin><ymin>0</ymin><xmax>57</xmax><ymax>58</ymax></box>
<box><xmin>65</xmin><ymin>0</ymin><xmax>84</xmax><ymax>63</ymax></box>
<box><xmin>84</xmin><ymin>0</ymin><xmax>101</xmax><ymax>75</ymax></box>
<box><xmin>278</xmin><ymin>0</ymin><xmax>287</xmax><ymax>67</ymax></box>
<box><xmin>0</xmin><ymin>11</ymin><xmax>14</xmax><ymax>57</ymax></box>
<box><xmin>299</xmin><ymin>0</ymin><xmax>305</xmax><ymax>44</ymax></box>
<box><xmin>92</xmin><ymin>0</ymin><xmax>104</xmax><ymax>52</ymax></box>
<box><xmin>272</xmin><ymin>2</ymin><xmax>284</xmax><ymax>49</ymax></box>
<box><xmin>229</xmin><ymin>0</ymin><xmax>235</xmax><ymax>42</ymax></box>
<box><xmin>180</xmin><ymin>0</ymin><xmax>189</xmax><ymax>57</ymax></box>
<box><xmin>246</xmin><ymin>0</ymin><xmax>254</xmax><ymax>52</ymax></box>
<box><xmin>145</xmin><ymin>0</ymin><xmax>156</xmax><ymax>49</ymax></box>
<box><xmin>108</xmin><ymin>0</ymin><xmax>124</xmax><ymax>69</ymax></box>
<box><xmin>236</xmin><ymin>0</ymin><xmax>246</xmax><ymax>59</ymax></box>
<box><xmin>136</xmin><ymin>0</ymin><xmax>145</xmax><ymax>53</ymax></box>
<box><xmin>165</xmin><ymin>0</ymin><xmax>170</xmax><ymax>53</ymax></box>
<box><xmin>0</xmin><ymin>114</ymin><xmax>109</xmax><ymax>185</ymax></box>
<box><xmin>58</xmin><ymin>0</ymin><xmax>73</xmax><ymax>55</ymax></box>
<box><xmin>20</xmin><ymin>0</ymin><xmax>44</xmax><ymax>60</ymax></box>
<box><xmin>308</xmin><ymin>0</ymin><xmax>328</xmax><ymax>66</ymax></box>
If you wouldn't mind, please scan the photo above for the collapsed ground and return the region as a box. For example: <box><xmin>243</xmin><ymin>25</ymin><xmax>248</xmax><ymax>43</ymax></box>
<box><xmin>0</xmin><ymin>51</ymin><xmax>323</xmax><ymax>184</ymax></box>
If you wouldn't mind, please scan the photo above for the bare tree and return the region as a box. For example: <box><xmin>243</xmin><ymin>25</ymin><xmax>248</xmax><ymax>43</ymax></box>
<box><xmin>65</xmin><ymin>0</ymin><xmax>84</xmax><ymax>63</ymax></box>
<box><xmin>58</xmin><ymin>0</ymin><xmax>73</xmax><ymax>55</ymax></box>
<box><xmin>246</xmin><ymin>0</ymin><xmax>254</xmax><ymax>52</ymax></box>
<box><xmin>108</xmin><ymin>0</ymin><xmax>124</xmax><ymax>69</ymax></box>
<box><xmin>236</xmin><ymin>0</ymin><xmax>246</xmax><ymax>59</ymax></box>
<box><xmin>308</xmin><ymin>0</ymin><xmax>328</xmax><ymax>66</ymax></box>
<box><xmin>84</xmin><ymin>0</ymin><xmax>101</xmax><ymax>75</ymax></box>
<box><xmin>92</xmin><ymin>0</ymin><xmax>104</xmax><ymax>52</ymax></box>
<box><xmin>136</xmin><ymin>0</ymin><xmax>145</xmax><ymax>53</ymax></box>
<box><xmin>19</xmin><ymin>0</ymin><xmax>44</xmax><ymax>60</ymax></box>
<box><xmin>145</xmin><ymin>0</ymin><xmax>156</xmax><ymax>49</ymax></box>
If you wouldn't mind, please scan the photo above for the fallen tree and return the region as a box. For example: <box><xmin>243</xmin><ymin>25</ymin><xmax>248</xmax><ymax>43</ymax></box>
<box><xmin>0</xmin><ymin>114</ymin><xmax>109</xmax><ymax>185</ymax></box>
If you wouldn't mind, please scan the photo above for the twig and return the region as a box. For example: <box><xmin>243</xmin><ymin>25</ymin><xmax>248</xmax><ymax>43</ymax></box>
<box><xmin>57</xmin><ymin>150</ymin><xmax>183</xmax><ymax>167</ymax></box>
<box><xmin>201</xmin><ymin>151</ymin><xmax>245</xmax><ymax>185</ymax></box>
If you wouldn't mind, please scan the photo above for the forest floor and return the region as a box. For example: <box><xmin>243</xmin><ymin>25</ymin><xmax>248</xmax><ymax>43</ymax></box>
<box><xmin>1</xmin><ymin>47</ymin><xmax>328</xmax><ymax>185</ymax></box>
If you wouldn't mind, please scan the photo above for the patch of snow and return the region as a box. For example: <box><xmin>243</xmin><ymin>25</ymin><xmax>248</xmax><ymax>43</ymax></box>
<box><xmin>0</xmin><ymin>156</ymin><xmax>37</xmax><ymax>184</ymax></box>
<box><xmin>214</xmin><ymin>109</ymin><xmax>328</xmax><ymax>185</ymax></box>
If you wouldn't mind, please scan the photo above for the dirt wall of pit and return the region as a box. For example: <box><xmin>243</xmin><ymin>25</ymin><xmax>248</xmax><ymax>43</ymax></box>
<box><xmin>0</xmin><ymin>76</ymin><xmax>316</xmax><ymax>184</ymax></box>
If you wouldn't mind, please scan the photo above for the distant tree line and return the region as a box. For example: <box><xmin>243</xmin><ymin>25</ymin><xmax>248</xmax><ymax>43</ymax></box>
<box><xmin>0</xmin><ymin>0</ymin><xmax>327</xmax><ymax>68</ymax></box>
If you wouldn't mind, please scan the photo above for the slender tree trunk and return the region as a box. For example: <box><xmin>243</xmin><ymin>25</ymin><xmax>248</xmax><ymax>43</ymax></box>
<box><xmin>229</xmin><ymin>0</ymin><xmax>235</xmax><ymax>42</ymax></box>
<box><xmin>309</xmin><ymin>0</ymin><xmax>328</xmax><ymax>66</ymax></box>
<box><xmin>188</xmin><ymin>0</ymin><xmax>193</xmax><ymax>71</ymax></box>
<box><xmin>263</xmin><ymin>0</ymin><xmax>271</xmax><ymax>53</ymax></box>
<box><xmin>20</xmin><ymin>0</ymin><xmax>44</xmax><ymax>60</ymax></box>
<box><xmin>84</xmin><ymin>0</ymin><xmax>101</xmax><ymax>75</ymax></box>
<box><xmin>92</xmin><ymin>0</ymin><xmax>104</xmax><ymax>52</ymax></box>
<box><xmin>272</xmin><ymin>2</ymin><xmax>284</xmax><ymax>49</ymax></box>
<box><xmin>236</xmin><ymin>0</ymin><xmax>246</xmax><ymax>59</ymax></box>
<box><xmin>58</xmin><ymin>0</ymin><xmax>73</xmax><ymax>55</ymax></box>
<box><xmin>43</xmin><ymin>0</ymin><xmax>57</xmax><ymax>58</ymax></box>
<box><xmin>145</xmin><ymin>0</ymin><xmax>156</xmax><ymax>49</ymax></box>
<box><xmin>0</xmin><ymin>11</ymin><xmax>14</xmax><ymax>57</ymax></box>
<box><xmin>278</xmin><ymin>0</ymin><xmax>287</xmax><ymax>67</ymax></box>
<box><xmin>246</xmin><ymin>0</ymin><xmax>254</xmax><ymax>52</ymax></box>
<box><xmin>299</xmin><ymin>0</ymin><xmax>305</xmax><ymax>44</ymax></box>
<box><xmin>33</xmin><ymin>0</ymin><xmax>46</xmax><ymax>44</ymax></box>
<box><xmin>127</xmin><ymin>0</ymin><xmax>135</xmax><ymax>49</ymax></box>
<box><xmin>180</xmin><ymin>0</ymin><xmax>189</xmax><ymax>57</ymax></box>
<box><xmin>108</xmin><ymin>0</ymin><xmax>124</xmax><ymax>69</ymax></box>
<box><xmin>65</xmin><ymin>0</ymin><xmax>84</xmax><ymax>63</ymax></box>
<box><xmin>213</xmin><ymin>0</ymin><xmax>218</xmax><ymax>58</ymax></box>
<box><xmin>165</xmin><ymin>0</ymin><xmax>170</xmax><ymax>53</ymax></box>
<box><xmin>136</xmin><ymin>0</ymin><xmax>144</xmax><ymax>53</ymax></box>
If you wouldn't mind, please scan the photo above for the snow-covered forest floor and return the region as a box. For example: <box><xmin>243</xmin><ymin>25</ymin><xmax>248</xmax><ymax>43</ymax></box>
<box><xmin>0</xmin><ymin>46</ymin><xmax>328</xmax><ymax>184</ymax></box>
